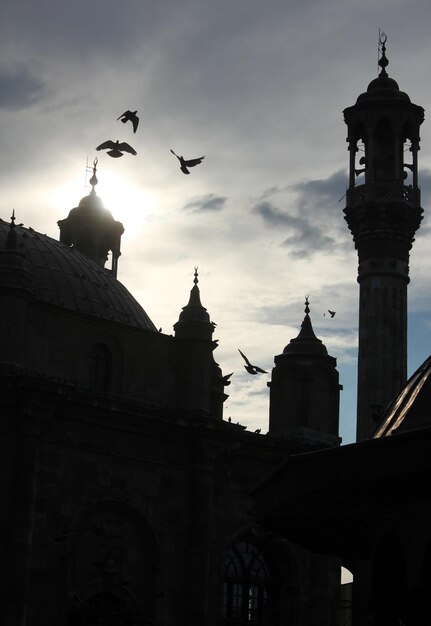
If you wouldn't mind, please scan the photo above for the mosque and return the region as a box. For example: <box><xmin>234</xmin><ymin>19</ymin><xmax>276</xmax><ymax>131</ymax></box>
<box><xmin>1</xmin><ymin>38</ymin><xmax>428</xmax><ymax>626</ymax></box>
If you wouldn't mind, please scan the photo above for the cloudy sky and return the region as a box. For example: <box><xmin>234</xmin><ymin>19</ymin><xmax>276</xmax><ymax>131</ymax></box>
<box><xmin>2</xmin><ymin>0</ymin><xmax>431</xmax><ymax>443</ymax></box>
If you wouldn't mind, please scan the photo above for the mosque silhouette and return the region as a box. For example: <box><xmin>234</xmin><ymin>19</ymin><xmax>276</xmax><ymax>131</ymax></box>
<box><xmin>1</xmin><ymin>37</ymin><xmax>428</xmax><ymax>626</ymax></box>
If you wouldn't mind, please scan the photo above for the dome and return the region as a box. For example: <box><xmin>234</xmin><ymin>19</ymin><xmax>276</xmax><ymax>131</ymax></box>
<box><xmin>356</xmin><ymin>74</ymin><xmax>411</xmax><ymax>104</ymax></box>
<box><xmin>0</xmin><ymin>220</ymin><xmax>157</xmax><ymax>331</ymax></box>
<box><xmin>356</xmin><ymin>39</ymin><xmax>410</xmax><ymax>104</ymax></box>
<box><xmin>373</xmin><ymin>355</ymin><xmax>431</xmax><ymax>437</ymax></box>
<box><xmin>66</xmin><ymin>188</ymin><xmax>114</xmax><ymax>219</ymax></box>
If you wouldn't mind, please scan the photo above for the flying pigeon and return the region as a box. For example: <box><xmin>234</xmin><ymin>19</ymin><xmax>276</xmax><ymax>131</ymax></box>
<box><xmin>117</xmin><ymin>110</ymin><xmax>139</xmax><ymax>133</ymax></box>
<box><xmin>238</xmin><ymin>349</ymin><xmax>267</xmax><ymax>375</ymax></box>
<box><xmin>328</xmin><ymin>310</ymin><xmax>336</xmax><ymax>318</ymax></box>
<box><xmin>96</xmin><ymin>140</ymin><xmax>137</xmax><ymax>158</ymax></box>
<box><xmin>170</xmin><ymin>149</ymin><xmax>205</xmax><ymax>175</ymax></box>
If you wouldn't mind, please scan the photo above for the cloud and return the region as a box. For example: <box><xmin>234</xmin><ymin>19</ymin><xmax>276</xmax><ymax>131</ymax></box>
<box><xmin>0</xmin><ymin>66</ymin><xmax>44</xmax><ymax>110</ymax></box>
<box><xmin>254</xmin><ymin>200</ymin><xmax>336</xmax><ymax>258</ymax></box>
<box><xmin>183</xmin><ymin>193</ymin><xmax>227</xmax><ymax>212</ymax></box>
<box><xmin>252</xmin><ymin>168</ymin><xmax>356</xmax><ymax>258</ymax></box>
<box><xmin>291</xmin><ymin>169</ymin><xmax>348</xmax><ymax>208</ymax></box>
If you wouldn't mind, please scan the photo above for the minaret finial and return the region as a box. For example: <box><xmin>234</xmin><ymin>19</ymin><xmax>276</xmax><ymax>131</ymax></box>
<box><xmin>304</xmin><ymin>295</ymin><xmax>310</xmax><ymax>316</ymax></box>
<box><xmin>89</xmin><ymin>157</ymin><xmax>98</xmax><ymax>193</ymax></box>
<box><xmin>194</xmin><ymin>266</ymin><xmax>199</xmax><ymax>286</ymax></box>
<box><xmin>378</xmin><ymin>31</ymin><xmax>389</xmax><ymax>77</ymax></box>
<box><xmin>10</xmin><ymin>209</ymin><xmax>16</xmax><ymax>229</ymax></box>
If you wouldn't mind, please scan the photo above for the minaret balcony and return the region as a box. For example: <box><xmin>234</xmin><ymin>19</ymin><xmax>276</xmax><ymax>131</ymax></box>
<box><xmin>346</xmin><ymin>183</ymin><xmax>420</xmax><ymax>207</ymax></box>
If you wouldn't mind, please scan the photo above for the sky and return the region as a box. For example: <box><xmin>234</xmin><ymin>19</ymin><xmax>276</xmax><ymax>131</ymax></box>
<box><xmin>2</xmin><ymin>0</ymin><xmax>431</xmax><ymax>443</ymax></box>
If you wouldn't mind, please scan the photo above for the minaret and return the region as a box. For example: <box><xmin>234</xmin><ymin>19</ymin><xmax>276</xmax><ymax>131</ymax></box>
<box><xmin>268</xmin><ymin>298</ymin><xmax>341</xmax><ymax>446</ymax></box>
<box><xmin>57</xmin><ymin>159</ymin><xmax>124</xmax><ymax>277</ymax></box>
<box><xmin>343</xmin><ymin>35</ymin><xmax>424</xmax><ymax>440</ymax></box>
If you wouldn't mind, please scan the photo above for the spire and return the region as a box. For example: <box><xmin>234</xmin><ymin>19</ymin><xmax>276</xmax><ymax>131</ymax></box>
<box><xmin>177</xmin><ymin>267</ymin><xmax>210</xmax><ymax>324</ymax></box>
<box><xmin>173</xmin><ymin>269</ymin><xmax>218</xmax><ymax>418</ymax></box>
<box><xmin>187</xmin><ymin>266</ymin><xmax>204</xmax><ymax>308</ymax></box>
<box><xmin>6</xmin><ymin>210</ymin><xmax>18</xmax><ymax>251</ymax></box>
<box><xmin>283</xmin><ymin>296</ymin><xmax>328</xmax><ymax>355</ymax></box>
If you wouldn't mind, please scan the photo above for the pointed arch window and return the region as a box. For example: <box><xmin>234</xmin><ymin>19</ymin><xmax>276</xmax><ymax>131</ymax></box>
<box><xmin>89</xmin><ymin>343</ymin><xmax>112</xmax><ymax>393</ymax></box>
<box><xmin>222</xmin><ymin>541</ymin><xmax>275</xmax><ymax>625</ymax></box>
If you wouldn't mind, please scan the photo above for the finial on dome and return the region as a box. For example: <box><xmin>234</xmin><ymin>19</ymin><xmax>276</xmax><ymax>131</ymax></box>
<box><xmin>194</xmin><ymin>266</ymin><xmax>199</xmax><ymax>286</ymax></box>
<box><xmin>304</xmin><ymin>295</ymin><xmax>310</xmax><ymax>316</ymax></box>
<box><xmin>6</xmin><ymin>209</ymin><xmax>18</xmax><ymax>250</ymax></box>
<box><xmin>89</xmin><ymin>157</ymin><xmax>98</xmax><ymax>193</ymax></box>
<box><xmin>378</xmin><ymin>31</ymin><xmax>389</xmax><ymax>77</ymax></box>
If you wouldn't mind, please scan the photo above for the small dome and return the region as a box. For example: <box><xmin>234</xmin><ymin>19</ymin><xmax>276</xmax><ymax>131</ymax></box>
<box><xmin>66</xmin><ymin>189</ymin><xmax>114</xmax><ymax>220</ymax></box>
<box><xmin>356</xmin><ymin>37</ymin><xmax>410</xmax><ymax>104</ymax></box>
<box><xmin>78</xmin><ymin>189</ymin><xmax>106</xmax><ymax>211</ymax></box>
<box><xmin>356</xmin><ymin>74</ymin><xmax>410</xmax><ymax>104</ymax></box>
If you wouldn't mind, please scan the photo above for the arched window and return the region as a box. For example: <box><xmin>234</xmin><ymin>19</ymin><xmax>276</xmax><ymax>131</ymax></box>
<box><xmin>222</xmin><ymin>541</ymin><xmax>276</xmax><ymax>625</ymax></box>
<box><xmin>89</xmin><ymin>343</ymin><xmax>112</xmax><ymax>393</ymax></box>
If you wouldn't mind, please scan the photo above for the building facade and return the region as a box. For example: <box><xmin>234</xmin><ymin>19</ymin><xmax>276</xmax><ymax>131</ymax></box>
<box><xmin>0</xmin><ymin>169</ymin><xmax>341</xmax><ymax>625</ymax></box>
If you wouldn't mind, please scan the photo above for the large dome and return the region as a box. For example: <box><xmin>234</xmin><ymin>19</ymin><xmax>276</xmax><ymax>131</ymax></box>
<box><xmin>0</xmin><ymin>219</ymin><xmax>157</xmax><ymax>331</ymax></box>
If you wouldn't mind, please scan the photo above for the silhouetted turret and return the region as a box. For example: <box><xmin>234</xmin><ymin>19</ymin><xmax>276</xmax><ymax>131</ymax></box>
<box><xmin>174</xmin><ymin>269</ymin><xmax>227</xmax><ymax>418</ymax></box>
<box><xmin>57</xmin><ymin>160</ymin><xmax>124</xmax><ymax>277</ymax></box>
<box><xmin>268</xmin><ymin>298</ymin><xmax>341</xmax><ymax>446</ymax></box>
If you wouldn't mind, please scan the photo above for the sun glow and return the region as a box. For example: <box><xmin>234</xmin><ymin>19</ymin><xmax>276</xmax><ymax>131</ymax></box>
<box><xmin>49</xmin><ymin>170</ymin><xmax>157</xmax><ymax>242</ymax></box>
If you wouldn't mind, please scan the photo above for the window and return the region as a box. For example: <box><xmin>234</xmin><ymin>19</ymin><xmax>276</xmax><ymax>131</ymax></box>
<box><xmin>222</xmin><ymin>541</ymin><xmax>275</xmax><ymax>626</ymax></box>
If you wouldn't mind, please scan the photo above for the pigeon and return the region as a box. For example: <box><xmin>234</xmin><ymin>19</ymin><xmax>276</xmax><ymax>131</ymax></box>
<box><xmin>170</xmin><ymin>149</ymin><xmax>204</xmax><ymax>175</ymax></box>
<box><xmin>238</xmin><ymin>349</ymin><xmax>267</xmax><ymax>375</ymax></box>
<box><xmin>328</xmin><ymin>310</ymin><xmax>336</xmax><ymax>318</ymax></box>
<box><xmin>117</xmin><ymin>110</ymin><xmax>139</xmax><ymax>133</ymax></box>
<box><xmin>96</xmin><ymin>140</ymin><xmax>137</xmax><ymax>158</ymax></box>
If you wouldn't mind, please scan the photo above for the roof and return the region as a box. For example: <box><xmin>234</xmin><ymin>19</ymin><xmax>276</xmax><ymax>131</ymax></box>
<box><xmin>373</xmin><ymin>355</ymin><xmax>431</xmax><ymax>437</ymax></box>
<box><xmin>0</xmin><ymin>219</ymin><xmax>157</xmax><ymax>331</ymax></box>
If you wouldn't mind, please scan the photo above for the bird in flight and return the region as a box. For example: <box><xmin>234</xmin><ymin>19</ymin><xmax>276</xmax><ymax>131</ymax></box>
<box><xmin>238</xmin><ymin>349</ymin><xmax>267</xmax><ymax>375</ymax></box>
<box><xmin>328</xmin><ymin>310</ymin><xmax>336</xmax><ymax>318</ymax></box>
<box><xmin>96</xmin><ymin>140</ymin><xmax>137</xmax><ymax>158</ymax></box>
<box><xmin>170</xmin><ymin>149</ymin><xmax>205</xmax><ymax>175</ymax></box>
<box><xmin>117</xmin><ymin>110</ymin><xmax>139</xmax><ymax>133</ymax></box>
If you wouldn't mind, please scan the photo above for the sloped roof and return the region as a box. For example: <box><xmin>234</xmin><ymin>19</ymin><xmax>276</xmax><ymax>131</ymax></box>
<box><xmin>0</xmin><ymin>220</ymin><xmax>157</xmax><ymax>331</ymax></box>
<box><xmin>373</xmin><ymin>355</ymin><xmax>431</xmax><ymax>438</ymax></box>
